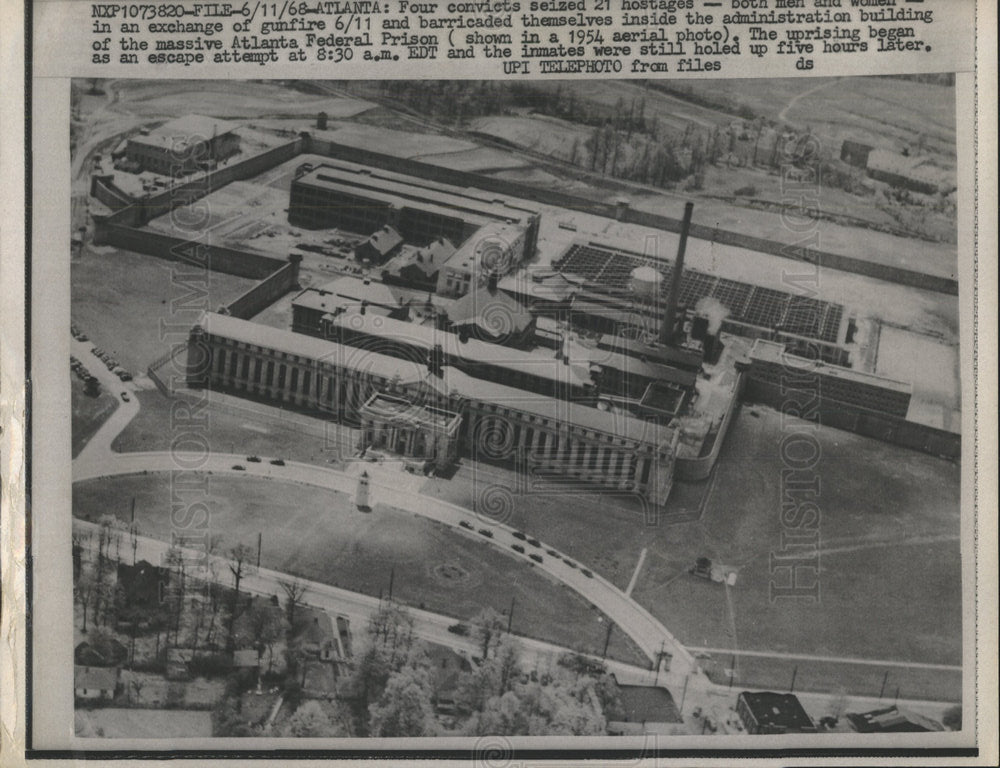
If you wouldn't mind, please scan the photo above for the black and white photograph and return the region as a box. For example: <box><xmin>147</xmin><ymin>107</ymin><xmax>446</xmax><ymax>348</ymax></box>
<box><xmin>63</xmin><ymin>75</ymin><xmax>966</xmax><ymax>743</ymax></box>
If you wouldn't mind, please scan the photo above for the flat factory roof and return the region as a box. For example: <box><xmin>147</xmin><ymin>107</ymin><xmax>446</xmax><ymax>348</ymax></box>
<box><xmin>750</xmin><ymin>339</ymin><xmax>912</xmax><ymax>394</ymax></box>
<box><xmin>295</xmin><ymin>162</ymin><xmax>536</xmax><ymax>225</ymax></box>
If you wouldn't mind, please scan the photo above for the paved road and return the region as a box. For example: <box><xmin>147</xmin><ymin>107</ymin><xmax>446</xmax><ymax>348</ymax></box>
<box><xmin>74</xmin><ymin>519</ymin><xmax>660</xmax><ymax>687</ymax></box>
<box><xmin>686</xmin><ymin>647</ymin><xmax>961</xmax><ymax>672</ymax></box>
<box><xmin>71</xmin><ymin>374</ymin><xmax>959</xmax><ymax>722</ymax></box>
<box><xmin>73</xmin><ymin>449</ymin><xmax>699</xmax><ymax>685</ymax></box>
<box><xmin>71</xmin><ymin>337</ymin><xmax>140</xmax><ymax>462</ymax></box>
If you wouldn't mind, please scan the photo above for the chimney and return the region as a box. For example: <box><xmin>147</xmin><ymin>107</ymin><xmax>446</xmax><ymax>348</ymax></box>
<box><xmin>487</xmin><ymin>272</ymin><xmax>499</xmax><ymax>295</ymax></box>
<box><xmin>660</xmin><ymin>202</ymin><xmax>694</xmax><ymax>346</ymax></box>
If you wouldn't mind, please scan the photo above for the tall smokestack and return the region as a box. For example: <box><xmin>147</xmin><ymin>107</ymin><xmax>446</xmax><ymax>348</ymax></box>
<box><xmin>659</xmin><ymin>202</ymin><xmax>694</xmax><ymax>345</ymax></box>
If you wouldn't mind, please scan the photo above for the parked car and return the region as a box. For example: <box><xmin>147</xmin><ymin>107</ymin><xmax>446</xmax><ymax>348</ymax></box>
<box><xmin>527</xmin><ymin>538</ymin><xmax>541</xmax><ymax>548</ymax></box>
<box><xmin>511</xmin><ymin>544</ymin><xmax>525</xmax><ymax>554</ymax></box>
<box><xmin>529</xmin><ymin>554</ymin><xmax>543</xmax><ymax>564</ymax></box>
<box><xmin>546</xmin><ymin>549</ymin><xmax>560</xmax><ymax>558</ymax></box>
<box><xmin>581</xmin><ymin>568</ymin><xmax>593</xmax><ymax>578</ymax></box>
<box><xmin>120</xmin><ymin>392</ymin><xmax>130</xmax><ymax>402</ymax></box>
<box><xmin>459</xmin><ymin>520</ymin><xmax>473</xmax><ymax>530</ymax></box>
<box><xmin>231</xmin><ymin>464</ymin><xmax>245</xmax><ymax>471</ymax></box>
<box><xmin>246</xmin><ymin>456</ymin><xmax>261</xmax><ymax>463</ymax></box>
<box><xmin>564</xmin><ymin>560</ymin><xmax>577</xmax><ymax>569</ymax></box>
<box><xmin>269</xmin><ymin>458</ymin><xmax>285</xmax><ymax>466</ymax></box>
<box><xmin>511</xmin><ymin>531</ymin><xmax>526</xmax><ymax>540</ymax></box>
<box><xmin>478</xmin><ymin>528</ymin><xmax>494</xmax><ymax>539</ymax></box>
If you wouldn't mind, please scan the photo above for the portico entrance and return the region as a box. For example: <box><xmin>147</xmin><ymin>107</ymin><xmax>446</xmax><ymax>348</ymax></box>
<box><xmin>359</xmin><ymin>392</ymin><xmax>461</xmax><ymax>472</ymax></box>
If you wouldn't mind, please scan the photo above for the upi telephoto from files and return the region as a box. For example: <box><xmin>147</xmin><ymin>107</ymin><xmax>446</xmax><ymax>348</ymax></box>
<box><xmin>69</xmin><ymin>76</ymin><xmax>960</xmax><ymax>740</ymax></box>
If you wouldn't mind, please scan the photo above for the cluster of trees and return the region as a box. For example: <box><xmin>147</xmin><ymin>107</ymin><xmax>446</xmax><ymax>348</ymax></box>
<box><xmin>341</xmin><ymin>604</ymin><xmax>616</xmax><ymax>737</ymax></box>
<box><xmin>74</xmin><ymin>517</ymin><xmax>297</xmax><ymax>674</ymax></box>
<box><xmin>76</xmin><ymin>523</ymin><xmax>619</xmax><ymax>738</ymax></box>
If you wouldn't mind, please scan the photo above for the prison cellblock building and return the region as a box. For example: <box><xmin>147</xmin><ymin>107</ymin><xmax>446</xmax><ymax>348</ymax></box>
<box><xmin>186</xmin><ymin>312</ymin><xmax>679</xmax><ymax>506</ymax></box>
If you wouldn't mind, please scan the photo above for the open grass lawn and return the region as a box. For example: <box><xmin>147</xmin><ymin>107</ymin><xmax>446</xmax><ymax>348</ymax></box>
<box><xmin>71</xmin><ymin>376</ymin><xmax>119</xmax><ymax>458</ymax></box>
<box><xmin>658</xmin><ymin>77</ymin><xmax>956</xmax><ymax>154</ymax></box>
<box><xmin>72</xmin><ymin>473</ymin><xmax>647</xmax><ymax>666</ymax></box>
<box><xmin>426</xmin><ymin>408</ymin><xmax>961</xmax><ymax>680</ymax></box>
<box><xmin>113</xmin><ymin>389</ymin><xmax>356</xmax><ymax>467</ymax></box>
<box><xmin>699</xmin><ymin>652</ymin><xmax>961</xmax><ymax>704</ymax></box>
<box><xmin>71</xmin><ymin>248</ymin><xmax>258</xmax><ymax>372</ymax></box>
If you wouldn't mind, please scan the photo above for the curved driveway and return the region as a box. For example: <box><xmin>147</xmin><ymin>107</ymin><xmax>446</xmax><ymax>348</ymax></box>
<box><xmin>74</xmin><ymin>449</ymin><xmax>700</xmax><ymax>683</ymax></box>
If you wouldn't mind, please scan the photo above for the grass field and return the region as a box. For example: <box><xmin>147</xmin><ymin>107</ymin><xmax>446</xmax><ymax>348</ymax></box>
<box><xmin>112</xmin><ymin>389</ymin><xmax>355</xmax><ymax>467</ymax></box>
<box><xmin>71</xmin><ymin>376</ymin><xmax>119</xmax><ymax>459</ymax></box>
<box><xmin>424</xmin><ymin>407</ymin><xmax>961</xmax><ymax>684</ymax></box>
<box><xmin>677</xmin><ymin>77</ymin><xmax>956</xmax><ymax>155</ymax></box>
<box><xmin>71</xmin><ymin>248</ymin><xmax>258</xmax><ymax>372</ymax></box>
<box><xmin>72</xmin><ymin>473</ymin><xmax>647</xmax><ymax>666</ymax></box>
<box><xmin>698</xmin><ymin>652</ymin><xmax>961</xmax><ymax>704</ymax></box>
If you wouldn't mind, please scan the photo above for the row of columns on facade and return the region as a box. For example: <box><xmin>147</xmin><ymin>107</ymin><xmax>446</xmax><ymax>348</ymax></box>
<box><xmin>205</xmin><ymin>341</ymin><xmax>666</xmax><ymax>495</ymax></box>
<box><xmin>467</xmin><ymin>413</ymin><xmax>661</xmax><ymax>491</ymax></box>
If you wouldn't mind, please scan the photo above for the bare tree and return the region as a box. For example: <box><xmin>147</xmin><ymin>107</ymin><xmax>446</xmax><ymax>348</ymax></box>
<box><xmin>279</xmin><ymin>578</ymin><xmax>309</xmax><ymax>631</ymax></box>
<box><xmin>225</xmin><ymin>543</ymin><xmax>256</xmax><ymax>651</ymax></box>
<box><xmin>473</xmin><ymin>607</ymin><xmax>507</xmax><ymax>661</ymax></box>
<box><xmin>75</xmin><ymin>567</ymin><xmax>97</xmax><ymax>633</ymax></box>
<box><xmin>164</xmin><ymin>545</ymin><xmax>188</xmax><ymax>647</ymax></box>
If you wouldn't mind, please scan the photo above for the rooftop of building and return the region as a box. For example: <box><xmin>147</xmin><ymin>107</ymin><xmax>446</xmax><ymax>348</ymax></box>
<box><xmin>326</xmin><ymin>307</ymin><xmax>595</xmax><ymax>392</ymax></box>
<box><xmin>441</xmin><ymin>220</ymin><xmax>528</xmax><ymax>272</ymax></box>
<box><xmin>749</xmin><ymin>339</ymin><xmax>912</xmax><ymax>394</ymax></box>
<box><xmin>845</xmin><ymin>705</ymin><xmax>943</xmax><ymax>733</ymax></box>
<box><xmin>361</xmin><ymin>391</ymin><xmax>461</xmax><ymax>430</ymax></box>
<box><xmin>196</xmin><ymin>312</ymin><xmax>676</xmax><ymax>449</ymax></box>
<box><xmin>130</xmin><ymin>114</ymin><xmax>240</xmax><ymax>150</ymax></box>
<box><xmin>199</xmin><ymin>310</ymin><xmax>422</xmax><ymax>383</ymax></box>
<box><xmin>296</xmin><ymin>275</ymin><xmax>405</xmax><ymax>310</ymax></box>
<box><xmin>295</xmin><ymin>171</ymin><xmax>496</xmax><ymax>234</ymax></box>
<box><xmin>387</xmin><ymin>238</ymin><xmax>455</xmax><ymax>279</ymax></box>
<box><xmin>425</xmin><ymin>365</ymin><xmax>677</xmax><ymax>449</ymax></box>
<box><xmin>295</xmin><ymin>162</ymin><xmax>536</xmax><ymax>229</ymax></box>
<box><xmin>738</xmin><ymin>691</ymin><xmax>815</xmax><ymax>731</ymax></box>
<box><xmin>448</xmin><ymin>283</ymin><xmax>533</xmax><ymax>334</ymax></box>
<box><xmin>361</xmin><ymin>225</ymin><xmax>404</xmax><ymax>255</ymax></box>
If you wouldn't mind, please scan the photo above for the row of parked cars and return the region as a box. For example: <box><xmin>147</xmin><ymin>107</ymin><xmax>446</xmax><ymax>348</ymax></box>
<box><xmin>70</xmin><ymin>323</ymin><xmax>89</xmax><ymax>342</ymax></box>
<box><xmin>456</xmin><ymin>521</ymin><xmax>593</xmax><ymax>578</ymax></box>
<box><xmin>90</xmin><ymin>345</ymin><xmax>133</xmax><ymax>382</ymax></box>
<box><xmin>70</xmin><ymin>355</ymin><xmax>100</xmax><ymax>392</ymax></box>
<box><xmin>231</xmin><ymin>456</ymin><xmax>286</xmax><ymax>471</ymax></box>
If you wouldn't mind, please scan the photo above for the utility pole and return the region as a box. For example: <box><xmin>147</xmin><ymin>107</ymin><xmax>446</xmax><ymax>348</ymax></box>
<box><xmin>654</xmin><ymin>640</ymin><xmax>666</xmax><ymax>685</ymax></box>
<box><xmin>679</xmin><ymin>673</ymin><xmax>690</xmax><ymax>716</ymax></box>
<box><xmin>507</xmin><ymin>596</ymin><xmax>515</xmax><ymax>634</ymax></box>
<box><xmin>256</xmin><ymin>531</ymin><xmax>262</xmax><ymax>569</ymax></box>
<box><xmin>790</xmin><ymin>665</ymin><xmax>798</xmax><ymax>693</ymax></box>
<box><xmin>602</xmin><ymin>622</ymin><xmax>614</xmax><ymax>659</ymax></box>
<box><xmin>130</xmin><ymin>496</ymin><xmax>135</xmax><ymax>524</ymax></box>
<box><xmin>879</xmin><ymin>670</ymin><xmax>889</xmax><ymax>700</ymax></box>
<box><xmin>728</xmin><ymin>654</ymin><xmax>737</xmax><ymax>689</ymax></box>
<box><xmin>388</xmin><ymin>565</ymin><xmax>395</xmax><ymax>601</ymax></box>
